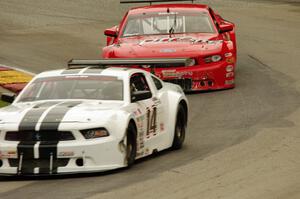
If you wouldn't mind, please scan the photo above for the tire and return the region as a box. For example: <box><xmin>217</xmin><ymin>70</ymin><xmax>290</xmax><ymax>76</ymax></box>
<box><xmin>126</xmin><ymin>123</ymin><xmax>137</xmax><ymax>167</ymax></box>
<box><xmin>171</xmin><ymin>105</ymin><xmax>186</xmax><ymax>150</ymax></box>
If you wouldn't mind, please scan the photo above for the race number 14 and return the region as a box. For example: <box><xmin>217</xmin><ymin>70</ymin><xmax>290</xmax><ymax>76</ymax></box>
<box><xmin>146</xmin><ymin>105</ymin><xmax>157</xmax><ymax>137</ymax></box>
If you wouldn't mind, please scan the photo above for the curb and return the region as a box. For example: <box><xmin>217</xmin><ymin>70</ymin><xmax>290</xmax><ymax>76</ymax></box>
<box><xmin>0</xmin><ymin>64</ymin><xmax>35</xmax><ymax>93</ymax></box>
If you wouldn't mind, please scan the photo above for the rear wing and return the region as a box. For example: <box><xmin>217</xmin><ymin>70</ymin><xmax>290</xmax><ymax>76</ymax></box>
<box><xmin>67</xmin><ymin>58</ymin><xmax>193</xmax><ymax>69</ymax></box>
<box><xmin>120</xmin><ymin>0</ymin><xmax>194</xmax><ymax>5</ymax></box>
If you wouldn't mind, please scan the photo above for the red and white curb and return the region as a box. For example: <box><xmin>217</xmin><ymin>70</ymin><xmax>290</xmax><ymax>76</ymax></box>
<box><xmin>0</xmin><ymin>64</ymin><xmax>35</xmax><ymax>93</ymax></box>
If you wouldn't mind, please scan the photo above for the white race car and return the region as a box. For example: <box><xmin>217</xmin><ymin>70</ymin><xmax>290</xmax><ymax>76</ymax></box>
<box><xmin>0</xmin><ymin>58</ymin><xmax>189</xmax><ymax>176</ymax></box>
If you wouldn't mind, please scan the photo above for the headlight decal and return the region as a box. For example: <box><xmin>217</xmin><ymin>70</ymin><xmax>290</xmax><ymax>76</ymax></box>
<box><xmin>204</xmin><ymin>55</ymin><xmax>222</xmax><ymax>63</ymax></box>
<box><xmin>80</xmin><ymin>128</ymin><xmax>109</xmax><ymax>139</ymax></box>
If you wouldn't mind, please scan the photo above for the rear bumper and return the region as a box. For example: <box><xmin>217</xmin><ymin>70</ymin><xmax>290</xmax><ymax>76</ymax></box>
<box><xmin>0</xmin><ymin>136</ymin><xmax>125</xmax><ymax>176</ymax></box>
<box><xmin>152</xmin><ymin>61</ymin><xmax>236</xmax><ymax>91</ymax></box>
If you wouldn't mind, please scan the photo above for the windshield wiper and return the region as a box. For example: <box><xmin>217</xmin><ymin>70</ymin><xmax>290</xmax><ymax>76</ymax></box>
<box><xmin>169</xmin><ymin>13</ymin><xmax>177</xmax><ymax>37</ymax></box>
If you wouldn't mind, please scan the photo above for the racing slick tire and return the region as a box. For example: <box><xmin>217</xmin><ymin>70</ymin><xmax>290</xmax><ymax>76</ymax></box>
<box><xmin>126</xmin><ymin>123</ymin><xmax>137</xmax><ymax>167</ymax></box>
<box><xmin>171</xmin><ymin>105</ymin><xmax>186</xmax><ymax>150</ymax></box>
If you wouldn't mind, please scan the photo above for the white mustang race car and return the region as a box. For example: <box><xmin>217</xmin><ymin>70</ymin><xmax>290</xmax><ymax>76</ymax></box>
<box><xmin>0</xmin><ymin>58</ymin><xmax>188</xmax><ymax>176</ymax></box>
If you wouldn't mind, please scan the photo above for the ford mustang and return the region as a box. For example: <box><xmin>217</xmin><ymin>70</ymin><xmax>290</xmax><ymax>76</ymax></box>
<box><xmin>0</xmin><ymin>58</ymin><xmax>188</xmax><ymax>176</ymax></box>
<box><xmin>103</xmin><ymin>0</ymin><xmax>237</xmax><ymax>91</ymax></box>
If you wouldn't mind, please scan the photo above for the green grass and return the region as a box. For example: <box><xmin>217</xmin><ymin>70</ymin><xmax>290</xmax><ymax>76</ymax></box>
<box><xmin>0</xmin><ymin>100</ymin><xmax>9</xmax><ymax>107</ymax></box>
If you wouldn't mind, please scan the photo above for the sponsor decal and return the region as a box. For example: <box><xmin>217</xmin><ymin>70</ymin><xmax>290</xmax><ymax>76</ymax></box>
<box><xmin>192</xmin><ymin>80</ymin><xmax>213</xmax><ymax>89</ymax></box>
<box><xmin>137</xmin><ymin>108</ymin><xmax>142</xmax><ymax>114</ymax></box>
<box><xmin>226</xmin><ymin>72</ymin><xmax>234</xmax><ymax>78</ymax></box>
<box><xmin>225</xmin><ymin>79</ymin><xmax>235</xmax><ymax>85</ymax></box>
<box><xmin>162</xmin><ymin>70</ymin><xmax>193</xmax><ymax>78</ymax></box>
<box><xmin>58</xmin><ymin>151</ymin><xmax>75</xmax><ymax>157</ymax></box>
<box><xmin>145</xmin><ymin>148</ymin><xmax>150</xmax><ymax>155</ymax></box>
<box><xmin>162</xmin><ymin>70</ymin><xmax>177</xmax><ymax>78</ymax></box>
<box><xmin>139</xmin><ymin>37</ymin><xmax>223</xmax><ymax>45</ymax></box>
<box><xmin>224</xmin><ymin>52</ymin><xmax>233</xmax><ymax>57</ymax></box>
<box><xmin>207</xmin><ymin>40</ymin><xmax>223</xmax><ymax>45</ymax></box>
<box><xmin>192</xmin><ymin>81</ymin><xmax>201</xmax><ymax>89</ymax></box>
<box><xmin>0</xmin><ymin>151</ymin><xmax>17</xmax><ymax>158</ymax></box>
<box><xmin>160</xmin><ymin>123</ymin><xmax>164</xmax><ymax>132</ymax></box>
<box><xmin>134</xmin><ymin>108</ymin><xmax>142</xmax><ymax>116</ymax></box>
<box><xmin>226</xmin><ymin>57</ymin><xmax>235</xmax><ymax>64</ymax></box>
<box><xmin>136</xmin><ymin>113</ymin><xmax>145</xmax><ymax>153</ymax></box>
<box><xmin>137</xmin><ymin>128</ymin><xmax>145</xmax><ymax>153</ymax></box>
<box><xmin>160</xmin><ymin>49</ymin><xmax>176</xmax><ymax>53</ymax></box>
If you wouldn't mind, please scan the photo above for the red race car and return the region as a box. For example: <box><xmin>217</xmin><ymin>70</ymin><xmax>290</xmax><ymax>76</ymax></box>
<box><xmin>103</xmin><ymin>0</ymin><xmax>237</xmax><ymax>91</ymax></box>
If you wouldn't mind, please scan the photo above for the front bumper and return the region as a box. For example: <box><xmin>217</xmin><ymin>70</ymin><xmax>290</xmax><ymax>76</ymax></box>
<box><xmin>0</xmin><ymin>136</ymin><xmax>125</xmax><ymax>176</ymax></box>
<box><xmin>149</xmin><ymin>61</ymin><xmax>236</xmax><ymax>91</ymax></box>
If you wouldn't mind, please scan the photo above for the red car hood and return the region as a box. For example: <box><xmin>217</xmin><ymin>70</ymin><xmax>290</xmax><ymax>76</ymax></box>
<box><xmin>104</xmin><ymin>33</ymin><xmax>224</xmax><ymax>58</ymax></box>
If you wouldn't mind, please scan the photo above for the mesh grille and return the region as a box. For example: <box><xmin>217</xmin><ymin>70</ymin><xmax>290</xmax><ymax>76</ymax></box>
<box><xmin>5</xmin><ymin>131</ymin><xmax>75</xmax><ymax>141</ymax></box>
<box><xmin>165</xmin><ymin>79</ymin><xmax>192</xmax><ymax>91</ymax></box>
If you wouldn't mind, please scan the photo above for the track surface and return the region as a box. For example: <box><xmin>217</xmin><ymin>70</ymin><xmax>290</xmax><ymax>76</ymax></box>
<box><xmin>0</xmin><ymin>0</ymin><xmax>299</xmax><ymax>198</ymax></box>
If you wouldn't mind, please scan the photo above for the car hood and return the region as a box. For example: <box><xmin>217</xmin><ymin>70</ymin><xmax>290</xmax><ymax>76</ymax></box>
<box><xmin>0</xmin><ymin>100</ymin><xmax>125</xmax><ymax>125</ymax></box>
<box><xmin>104</xmin><ymin>33</ymin><xmax>224</xmax><ymax>58</ymax></box>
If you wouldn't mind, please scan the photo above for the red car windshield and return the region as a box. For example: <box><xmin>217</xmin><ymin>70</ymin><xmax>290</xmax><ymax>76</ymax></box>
<box><xmin>122</xmin><ymin>11</ymin><xmax>215</xmax><ymax>37</ymax></box>
<box><xmin>17</xmin><ymin>75</ymin><xmax>123</xmax><ymax>102</ymax></box>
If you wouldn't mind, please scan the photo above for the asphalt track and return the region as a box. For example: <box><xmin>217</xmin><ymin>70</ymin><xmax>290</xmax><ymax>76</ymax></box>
<box><xmin>0</xmin><ymin>0</ymin><xmax>299</xmax><ymax>198</ymax></box>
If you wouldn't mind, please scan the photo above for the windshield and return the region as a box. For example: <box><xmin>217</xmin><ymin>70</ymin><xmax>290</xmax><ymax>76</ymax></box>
<box><xmin>122</xmin><ymin>11</ymin><xmax>215</xmax><ymax>37</ymax></box>
<box><xmin>17</xmin><ymin>75</ymin><xmax>123</xmax><ymax>102</ymax></box>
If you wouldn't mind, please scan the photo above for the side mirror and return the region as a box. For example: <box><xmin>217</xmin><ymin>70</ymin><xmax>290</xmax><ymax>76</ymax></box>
<box><xmin>104</xmin><ymin>28</ymin><xmax>118</xmax><ymax>38</ymax></box>
<box><xmin>131</xmin><ymin>91</ymin><xmax>152</xmax><ymax>103</ymax></box>
<box><xmin>1</xmin><ymin>93</ymin><xmax>16</xmax><ymax>103</ymax></box>
<box><xmin>219</xmin><ymin>23</ymin><xmax>234</xmax><ymax>33</ymax></box>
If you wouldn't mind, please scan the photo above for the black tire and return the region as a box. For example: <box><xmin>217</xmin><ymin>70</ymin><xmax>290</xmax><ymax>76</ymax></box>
<box><xmin>126</xmin><ymin>123</ymin><xmax>137</xmax><ymax>167</ymax></box>
<box><xmin>171</xmin><ymin>105</ymin><xmax>186</xmax><ymax>150</ymax></box>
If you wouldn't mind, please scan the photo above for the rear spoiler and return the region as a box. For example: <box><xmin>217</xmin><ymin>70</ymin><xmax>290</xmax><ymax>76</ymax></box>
<box><xmin>67</xmin><ymin>58</ymin><xmax>193</xmax><ymax>69</ymax></box>
<box><xmin>120</xmin><ymin>0</ymin><xmax>194</xmax><ymax>5</ymax></box>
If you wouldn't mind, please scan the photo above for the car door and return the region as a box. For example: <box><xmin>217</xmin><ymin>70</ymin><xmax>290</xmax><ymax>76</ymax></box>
<box><xmin>148</xmin><ymin>75</ymin><xmax>170</xmax><ymax>148</ymax></box>
<box><xmin>130</xmin><ymin>73</ymin><xmax>161</xmax><ymax>156</ymax></box>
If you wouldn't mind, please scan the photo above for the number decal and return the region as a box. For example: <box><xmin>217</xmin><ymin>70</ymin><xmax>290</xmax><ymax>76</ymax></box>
<box><xmin>146</xmin><ymin>107</ymin><xmax>151</xmax><ymax>137</ymax></box>
<box><xmin>150</xmin><ymin>106</ymin><xmax>157</xmax><ymax>135</ymax></box>
<box><xmin>146</xmin><ymin>105</ymin><xmax>157</xmax><ymax>138</ymax></box>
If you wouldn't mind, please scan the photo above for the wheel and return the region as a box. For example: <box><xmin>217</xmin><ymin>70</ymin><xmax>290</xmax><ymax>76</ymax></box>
<box><xmin>171</xmin><ymin>105</ymin><xmax>186</xmax><ymax>150</ymax></box>
<box><xmin>126</xmin><ymin>123</ymin><xmax>137</xmax><ymax>167</ymax></box>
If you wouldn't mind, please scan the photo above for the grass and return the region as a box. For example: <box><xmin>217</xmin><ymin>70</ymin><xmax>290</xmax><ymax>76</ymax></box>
<box><xmin>0</xmin><ymin>100</ymin><xmax>9</xmax><ymax>107</ymax></box>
